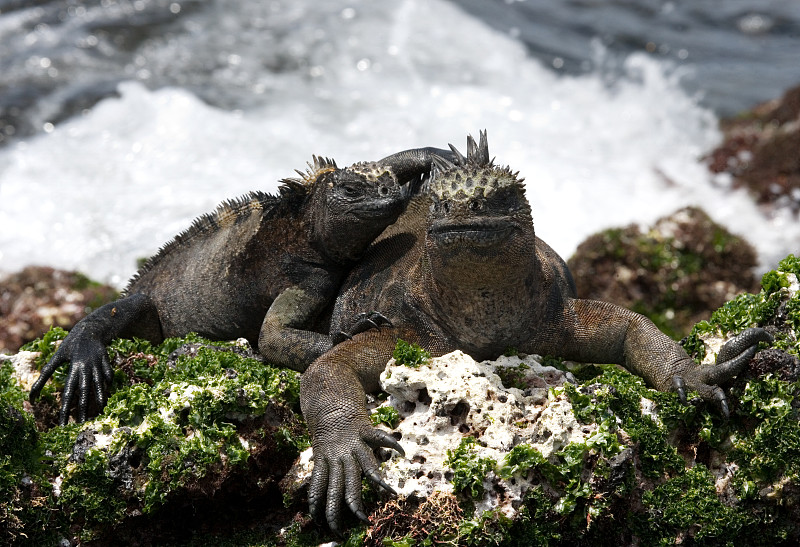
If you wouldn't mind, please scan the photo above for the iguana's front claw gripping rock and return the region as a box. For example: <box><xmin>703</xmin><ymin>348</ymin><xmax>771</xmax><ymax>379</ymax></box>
<box><xmin>28</xmin><ymin>325</ymin><xmax>114</xmax><ymax>425</ymax></box>
<box><xmin>308</xmin><ymin>422</ymin><xmax>404</xmax><ymax>536</ymax></box>
<box><xmin>332</xmin><ymin>312</ymin><xmax>394</xmax><ymax>344</ymax></box>
<box><xmin>672</xmin><ymin>327</ymin><xmax>773</xmax><ymax>417</ymax></box>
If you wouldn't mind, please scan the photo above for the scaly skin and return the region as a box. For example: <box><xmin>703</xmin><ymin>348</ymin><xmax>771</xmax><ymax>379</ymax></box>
<box><xmin>300</xmin><ymin>131</ymin><xmax>773</xmax><ymax>535</ymax></box>
<box><xmin>29</xmin><ymin>147</ymin><xmax>453</xmax><ymax>425</ymax></box>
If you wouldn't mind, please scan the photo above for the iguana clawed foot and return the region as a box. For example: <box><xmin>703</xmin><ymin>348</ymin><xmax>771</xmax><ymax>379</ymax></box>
<box><xmin>333</xmin><ymin>311</ymin><xmax>393</xmax><ymax>344</ymax></box>
<box><xmin>672</xmin><ymin>327</ymin><xmax>773</xmax><ymax>417</ymax></box>
<box><xmin>29</xmin><ymin>326</ymin><xmax>113</xmax><ymax>425</ymax></box>
<box><xmin>308</xmin><ymin>422</ymin><xmax>404</xmax><ymax>536</ymax></box>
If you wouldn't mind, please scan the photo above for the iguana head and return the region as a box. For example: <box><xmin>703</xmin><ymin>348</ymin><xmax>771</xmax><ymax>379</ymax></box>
<box><xmin>425</xmin><ymin>131</ymin><xmax>535</xmax><ymax>280</ymax></box>
<box><xmin>285</xmin><ymin>155</ymin><xmax>415</xmax><ymax>264</ymax></box>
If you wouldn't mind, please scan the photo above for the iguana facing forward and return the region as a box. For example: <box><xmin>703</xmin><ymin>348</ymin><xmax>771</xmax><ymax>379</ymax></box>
<box><xmin>29</xmin><ymin>147</ymin><xmax>452</xmax><ymax>425</ymax></box>
<box><xmin>299</xmin><ymin>132</ymin><xmax>772</xmax><ymax>534</ymax></box>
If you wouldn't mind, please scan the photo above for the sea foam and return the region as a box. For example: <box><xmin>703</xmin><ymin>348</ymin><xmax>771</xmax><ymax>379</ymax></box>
<box><xmin>0</xmin><ymin>0</ymin><xmax>796</xmax><ymax>286</ymax></box>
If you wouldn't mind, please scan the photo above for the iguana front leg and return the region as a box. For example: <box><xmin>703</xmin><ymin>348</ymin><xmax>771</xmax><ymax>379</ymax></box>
<box><xmin>300</xmin><ymin>327</ymin><xmax>410</xmax><ymax>535</ymax></box>
<box><xmin>29</xmin><ymin>292</ymin><xmax>162</xmax><ymax>424</ymax></box>
<box><xmin>258</xmin><ymin>286</ymin><xmax>393</xmax><ymax>372</ymax></box>
<box><xmin>547</xmin><ymin>298</ymin><xmax>771</xmax><ymax>415</ymax></box>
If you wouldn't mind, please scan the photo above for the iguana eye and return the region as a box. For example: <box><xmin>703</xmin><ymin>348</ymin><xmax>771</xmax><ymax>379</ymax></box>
<box><xmin>341</xmin><ymin>185</ymin><xmax>361</xmax><ymax>197</ymax></box>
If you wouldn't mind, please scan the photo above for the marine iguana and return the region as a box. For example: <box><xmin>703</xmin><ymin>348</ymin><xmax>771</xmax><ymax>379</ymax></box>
<box><xmin>29</xmin><ymin>147</ymin><xmax>452</xmax><ymax>425</ymax></box>
<box><xmin>299</xmin><ymin>131</ymin><xmax>772</xmax><ymax>534</ymax></box>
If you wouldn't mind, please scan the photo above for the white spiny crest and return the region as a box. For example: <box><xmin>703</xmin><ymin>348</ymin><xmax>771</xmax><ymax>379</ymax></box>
<box><xmin>429</xmin><ymin>131</ymin><xmax>524</xmax><ymax>200</ymax></box>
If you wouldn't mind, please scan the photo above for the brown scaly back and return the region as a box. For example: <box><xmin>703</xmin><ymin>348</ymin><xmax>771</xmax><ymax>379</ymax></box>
<box><xmin>428</xmin><ymin>130</ymin><xmax>525</xmax><ymax>200</ymax></box>
<box><xmin>125</xmin><ymin>155</ymin><xmax>336</xmax><ymax>294</ymax></box>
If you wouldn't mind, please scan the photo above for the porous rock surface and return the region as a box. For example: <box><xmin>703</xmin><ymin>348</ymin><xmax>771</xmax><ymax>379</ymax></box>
<box><xmin>378</xmin><ymin>351</ymin><xmax>581</xmax><ymax>516</ymax></box>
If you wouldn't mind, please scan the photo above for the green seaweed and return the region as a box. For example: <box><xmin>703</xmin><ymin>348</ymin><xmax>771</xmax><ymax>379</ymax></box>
<box><xmin>370</xmin><ymin>405</ymin><xmax>400</xmax><ymax>429</ymax></box>
<box><xmin>393</xmin><ymin>339</ymin><xmax>431</xmax><ymax>368</ymax></box>
<box><xmin>495</xmin><ymin>362</ymin><xmax>531</xmax><ymax>390</ymax></box>
<box><xmin>633</xmin><ymin>466</ymin><xmax>758</xmax><ymax>546</ymax></box>
<box><xmin>2</xmin><ymin>330</ymin><xmax>305</xmax><ymax>543</ymax></box>
<box><xmin>445</xmin><ymin>436</ymin><xmax>496</xmax><ymax>500</ymax></box>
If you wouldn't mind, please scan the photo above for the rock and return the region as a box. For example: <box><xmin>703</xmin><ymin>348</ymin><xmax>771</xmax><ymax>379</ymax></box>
<box><xmin>706</xmin><ymin>84</ymin><xmax>800</xmax><ymax>213</ymax></box>
<box><xmin>3</xmin><ymin>256</ymin><xmax>800</xmax><ymax>545</ymax></box>
<box><xmin>567</xmin><ymin>206</ymin><xmax>758</xmax><ymax>338</ymax></box>
<box><xmin>0</xmin><ymin>334</ymin><xmax>308</xmax><ymax>545</ymax></box>
<box><xmin>378</xmin><ymin>351</ymin><xmax>579</xmax><ymax>516</ymax></box>
<box><xmin>0</xmin><ymin>266</ymin><xmax>118</xmax><ymax>354</ymax></box>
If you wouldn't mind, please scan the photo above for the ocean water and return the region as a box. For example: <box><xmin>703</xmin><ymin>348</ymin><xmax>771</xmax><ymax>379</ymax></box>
<box><xmin>0</xmin><ymin>0</ymin><xmax>798</xmax><ymax>286</ymax></box>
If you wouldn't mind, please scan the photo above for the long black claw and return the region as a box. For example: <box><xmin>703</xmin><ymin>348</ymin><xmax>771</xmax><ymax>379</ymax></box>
<box><xmin>368</xmin><ymin>311</ymin><xmax>393</xmax><ymax>328</ymax></box>
<box><xmin>354</xmin><ymin>509</ymin><xmax>370</xmax><ymax>524</ymax></box>
<box><xmin>365</xmin><ymin>428</ymin><xmax>405</xmax><ymax>457</ymax></box>
<box><xmin>334</xmin><ymin>331</ymin><xmax>353</xmax><ymax>344</ymax></box>
<box><xmin>673</xmin><ymin>375</ymin><xmax>687</xmax><ymax>404</ymax></box>
<box><xmin>364</xmin><ymin>467</ymin><xmax>397</xmax><ymax>495</ymax></box>
<box><xmin>713</xmin><ymin>387</ymin><xmax>730</xmax><ymax>418</ymax></box>
<box><xmin>365</xmin><ymin>319</ymin><xmax>380</xmax><ymax>330</ymax></box>
<box><xmin>328</xmin><ymin>521</ymin><xmax>344</xmax><ymax>539</ymax></box>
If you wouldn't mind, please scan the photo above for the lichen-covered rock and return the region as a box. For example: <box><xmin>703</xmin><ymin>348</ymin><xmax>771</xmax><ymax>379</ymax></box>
<box><xmin>0</xmin><ymin>334</ymin><xmax>307</xmax><ymax>546</ymax></box>
<box><xmin>706</xmin><ymin>84</ymin><xmax>800</xmax><ymax>213</ymax></box>
<box><xmin>568</xmin><ymin>206</ymin><xmax>758</xmax><ymax>338</ymax></box>
<box><xmin>0</xmin><ymin>267</ymin><xmax>118</xmax><ymax>354</ymax></box>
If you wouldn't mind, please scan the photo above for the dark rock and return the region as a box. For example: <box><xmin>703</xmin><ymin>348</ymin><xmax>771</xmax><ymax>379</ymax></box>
<box><xmin>568</xmin><ymin>206</ymin><xmax>758</xmax><ymax>338</ymax></box>
<box><xmin>0</xmin><ymin>266</ymin><xmax>118</xmax><ymax>354</ymax></box>
<box><xmin>706</xmin><ymin>84</ymin><xmax>800</xmax><ymax>213</ymax></box>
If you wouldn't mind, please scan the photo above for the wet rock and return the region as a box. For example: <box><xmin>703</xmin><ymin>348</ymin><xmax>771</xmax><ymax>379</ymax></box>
<box><xmin>706</xmin><ymin>84</ymin><xmax>800</xmax><ymax>213</ymax></box>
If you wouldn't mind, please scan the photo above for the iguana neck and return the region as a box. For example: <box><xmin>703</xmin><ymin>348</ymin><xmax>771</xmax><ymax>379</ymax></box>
<box><xmin>419</xmin><ymin>250</ymin><xmax>541</xmax><ymax>357</ymax></box>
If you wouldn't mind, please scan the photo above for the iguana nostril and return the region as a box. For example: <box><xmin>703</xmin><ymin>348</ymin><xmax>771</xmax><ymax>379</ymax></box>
<box><xmin>379</xmin><ymin>186</ymin><xmax>390</xmax><ymax>196</ymax></box>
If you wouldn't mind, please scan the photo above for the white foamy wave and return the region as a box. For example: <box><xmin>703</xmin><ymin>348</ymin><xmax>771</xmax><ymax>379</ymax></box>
<box><xmin>0</xmin><ymin>0</ymin><xmax>796</xmax><ymax>286</ymax></box>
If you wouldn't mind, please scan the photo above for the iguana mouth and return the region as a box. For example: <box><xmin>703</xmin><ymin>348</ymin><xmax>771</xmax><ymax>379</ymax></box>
<box><xmin>429</xmin><ymin>218</ymin><xmax>518</xmax><ymax>247</ymax></box>
<box><xmin>350</xmin><ymin>200</ymin><xmax>405</xmax><ymax>220</ymax></box>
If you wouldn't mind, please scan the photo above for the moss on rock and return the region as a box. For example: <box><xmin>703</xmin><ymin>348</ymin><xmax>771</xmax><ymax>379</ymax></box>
<box><xmin>567</xmin><ymin>206</ymin><xmax>758</xmax><ymax>339</ymax></box>
<box><xmin>2</xmin><ymin>255</ymin><xmax>799</xmax><ymax>546</ymax></box>
<box><xmin>1</xmin><ymin>333</ymin><xmax>306</xmax><ymax>545</ymax></box>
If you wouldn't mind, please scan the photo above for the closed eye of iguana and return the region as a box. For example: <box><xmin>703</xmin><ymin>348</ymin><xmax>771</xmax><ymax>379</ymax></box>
<box><xmin>29</xmin><ymin>147</ymin><xmax>454</xmax><ymax>425</ymax></box>
<box><xmin>299</xmin><ymin>131</ymin><xmax>772</xmax><ymax>535</ymax></box>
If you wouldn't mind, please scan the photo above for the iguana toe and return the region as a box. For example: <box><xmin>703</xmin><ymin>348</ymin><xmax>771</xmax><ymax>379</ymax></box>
<box><xmin>308</xmin><ymin>455</ymin><xmax>329</xmax><ymax>524</ymax></box>
<box><xmin>336</xmin><ymin>311</ymin><xmax>394</xmax><ymax>343</ymax></box>
<box><xmin>325</xmin><ymin>460</ymin><xmax>346</xmax><ymax>536</ymax></box>
<box><xmin>716</xmin><ymin>327</ymin><xmax>773</xmax><ymax>364</ymax></box>
<box><xmin>712</xmin><ymin>386</ymin><xmax>730</xmax><ymax>418</ymax></box>
<box><xmin>672</xmin><ymin>375</ymin><xmax>687</xmax><ymax>404</ymax></box>
<box><xmin>362</xmin><ymin>427</ymin><xmax>405</xmax><ymax>457</ymax></box>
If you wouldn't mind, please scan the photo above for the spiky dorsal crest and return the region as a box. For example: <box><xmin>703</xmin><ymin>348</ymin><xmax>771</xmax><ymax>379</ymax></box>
<box><xmin>124</xmin><ymin>191</ymin><xmax>283</xmax><ymax>294</ymax></box>
<box><xmin>429</xmin><ymin>130</ymin><xmax>524</xmax><ymax>200</ymax></box>
<box><xmin>278</xmin><ymin>155</ymin><xmax>338</xmax><ymax>198</ymax></box>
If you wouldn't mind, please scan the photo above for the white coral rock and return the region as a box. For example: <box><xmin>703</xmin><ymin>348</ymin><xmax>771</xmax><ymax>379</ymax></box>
<box><xmin>376</xmin><ymin>351</ymin><xmax>586</xmax><ymax>517</ymax></box>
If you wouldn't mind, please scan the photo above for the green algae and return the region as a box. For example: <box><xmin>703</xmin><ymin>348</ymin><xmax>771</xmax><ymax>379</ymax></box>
<box><xmin>1</xmin><ymin>331</ymin><xmax>304</xmax><ymax>544</ymax></box>
<box><xmin>4</xmin><ymin>255</ymin><xmax>800</xmax><ymax>546</ymax></box>
<box><xmin>445</xmin><ymin>436</ymin><xmax>497</xmax><ymax>500</ymax></box>
<box><xmin>370</xmin><ymin>405</ymin><xmax>401</xmax><ymax>429</ymax></box>
<box><xmin>393</xmin><ymin>339</ymin><xmax>432</xmax><ymax>368</ymax></box>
